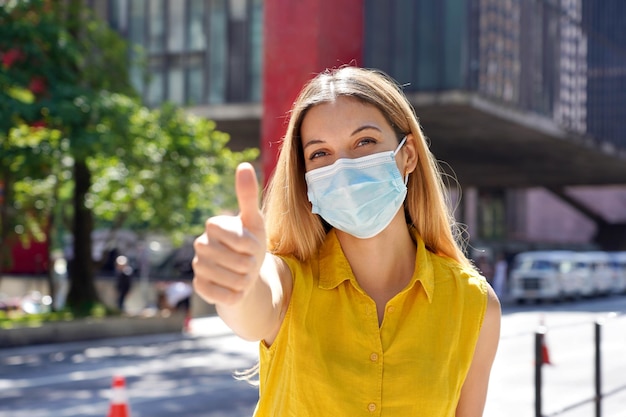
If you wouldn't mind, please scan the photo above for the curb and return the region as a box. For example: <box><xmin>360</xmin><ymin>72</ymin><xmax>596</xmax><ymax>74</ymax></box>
<box><xmin>0</xmin><ymin>313</ymin><xmax>186</xmax><ymax>348</ymax></box>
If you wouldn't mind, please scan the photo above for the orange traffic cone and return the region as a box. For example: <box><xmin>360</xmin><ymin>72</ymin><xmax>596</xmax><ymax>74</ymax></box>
<box><xmin>107</xmin><ymin>375</ymin><xmax>131</xmax><ymax>417</ymax></box>
<box><xmin>539</xmin><ymin>316</ymin><xmax>552</xmax><ymax>366</ymax></box>
<box><xmin>541</xmin><ymin>335</ymin><xmax>552</xmax><ymax>365</ymax></box>
<box><xmin>183</xmin><ymin>312</ymin><xmax>192</xmax><ymax>333</ymax></box>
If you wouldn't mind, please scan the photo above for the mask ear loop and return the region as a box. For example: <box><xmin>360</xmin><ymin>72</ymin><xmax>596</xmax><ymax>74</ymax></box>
<box><xmin>394</xmin><ymin>136</ymin><xmax>408</xmax><ymax>154</ymax></box>
<box><xmin>394</xmin><ymin>136</ymin><xmax>409</xmax><ymax>186</ymax></box>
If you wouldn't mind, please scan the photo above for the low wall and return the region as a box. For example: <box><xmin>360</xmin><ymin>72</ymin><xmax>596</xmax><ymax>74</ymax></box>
<box><xmin>0</xmin><ymin>313</ymin><xmax>186</xmax><ymax>348</ymax></box>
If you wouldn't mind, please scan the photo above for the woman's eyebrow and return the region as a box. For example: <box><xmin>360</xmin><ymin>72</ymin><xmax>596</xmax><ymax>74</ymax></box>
<box><xmin>302</xmin><ymin>138</ymin><xmax>326</xmax><ymax>151</ymax></box>
<box><xmin>302</xmin><ymin>125</ymin><xmax>382</xmax><ymax>150</ymax></box>
<box><xmin>351</xmin><ymin>124</ymin><xmax>382</xmax><ymax>136</ymax></box>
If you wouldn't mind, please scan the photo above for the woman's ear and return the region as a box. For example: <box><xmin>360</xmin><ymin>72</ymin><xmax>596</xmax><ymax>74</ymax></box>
<box><xmin>402</xmin><ymin>134</ymin><xmax>419</xmax><ymax>175</ymax></box>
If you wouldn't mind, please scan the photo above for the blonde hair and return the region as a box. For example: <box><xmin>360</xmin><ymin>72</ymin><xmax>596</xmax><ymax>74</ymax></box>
<box><xmin>263</xmin><ymin>66</ymin><xmax>470</xmax><ymax>268</ymax></box>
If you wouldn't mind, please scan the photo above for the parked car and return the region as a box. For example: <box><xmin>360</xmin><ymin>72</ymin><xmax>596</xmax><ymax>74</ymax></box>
<box><xmin>509</xmin><ymin>251</ymin><xmax>578</xmax><ymax>303</ymax></box>
<box><xmin>608</xmin><ymin>252</ymin><xmax>626</xmax><ymax>294</ymax></box>
<box><xmin>570</xmin><ymin>251</ymin><xmax>614</xmax><ymax>297</ymax></box>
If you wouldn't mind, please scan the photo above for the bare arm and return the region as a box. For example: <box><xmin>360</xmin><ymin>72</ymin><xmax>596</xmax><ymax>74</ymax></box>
<box><xmin>216</xmin><ymin>252</ymin><xmax>291</xmax><ymax>343</ymax></box>
<box><xmin>192</xmin><ymin>163</ymin><xmax>291</xmax><ymax>343</ymax></box>
<box><xmin>456</xmin><ymin>285</ymin><xmax>501</xmax><ymax>417</ymax></box>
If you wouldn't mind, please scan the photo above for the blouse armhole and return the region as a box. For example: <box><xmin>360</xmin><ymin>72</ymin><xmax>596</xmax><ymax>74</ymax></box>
<box><xmin>261</xmin><ymin>255</ymin><xmax>295</xmax><ymax>350</ymax></box>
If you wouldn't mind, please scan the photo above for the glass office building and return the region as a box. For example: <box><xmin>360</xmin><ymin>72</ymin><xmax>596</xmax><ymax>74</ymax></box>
<box><xmin>90</xmin><ymin>0</ymin><xmax>263</xmax><ymax>108</ymax></box>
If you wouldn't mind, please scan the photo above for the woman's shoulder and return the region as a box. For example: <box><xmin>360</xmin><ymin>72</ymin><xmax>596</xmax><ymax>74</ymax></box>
<box><xmin>428</xmin><ymin>250</ymin><xmax>489</xmax><ymax>294</ymax></box>
<box><xmin>274</xmin><ymin>253</ymin><xmax>317</xmax><ymax>293</ymax></box>
<box><xmin>275</xmin><ymin>253</ymin><xmax>313</xmax><ymax>275</ymax></box>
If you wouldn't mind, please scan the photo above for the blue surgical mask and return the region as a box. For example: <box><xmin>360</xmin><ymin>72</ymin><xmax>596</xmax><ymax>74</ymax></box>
<box><xmin>305</xmin><ymin>137</ymin><xmax>408</xmax><ymax>239</ymax></box>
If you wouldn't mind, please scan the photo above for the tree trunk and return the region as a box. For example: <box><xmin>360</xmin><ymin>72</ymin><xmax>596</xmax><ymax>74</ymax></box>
<box><xmin>0</xmin><ymin>169</ymin><xmax>11</xmax><ymax>286</ymax></box>
<box><xmin>45</xmin><ymin>210</ymin><xmax>57</xmax><ymax>311</ymax></box>
<box><xmin>66</xmin><ymin>159</ymin><xmax>100</xmax><ymax>314</ymax></box>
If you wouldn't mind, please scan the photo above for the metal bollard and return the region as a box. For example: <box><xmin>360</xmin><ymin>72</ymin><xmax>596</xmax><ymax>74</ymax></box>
<box><xmin>594</xmin><ymin>320</ymin><xmax>603</xmax><ymax>417</ymax></box>
<box><xmin>535</xmin><ymin>327</ymin><xmax>546</xmax><ymax>417</ymax></box>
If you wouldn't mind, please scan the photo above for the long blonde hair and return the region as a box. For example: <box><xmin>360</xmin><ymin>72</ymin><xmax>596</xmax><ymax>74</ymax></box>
<box><xmin>262</xmin><ymin>66</ymin><xmax>470</xmax><ymax>268</ymax></box>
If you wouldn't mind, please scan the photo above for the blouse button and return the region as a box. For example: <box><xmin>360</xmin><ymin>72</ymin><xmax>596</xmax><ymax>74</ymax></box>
<box><xmin>370</xmin><ymin>352</ymin><xmax>378</xmax><ymax>362</ymax></box>
<box><xmin>387</xmin><ymin>306</ymin><xmax>396</xmax><ymax>313</ymax></box>
<box><xmin>368</xmin><ymin>403</ymin><xmax>377</xmax><ymax>412</ymax></box>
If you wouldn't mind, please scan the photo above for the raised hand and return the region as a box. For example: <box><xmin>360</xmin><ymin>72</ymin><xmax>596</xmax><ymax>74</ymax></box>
<box><xmin>192</xmin><ymin>162</ymin><xmax>267</xmax><ymax>306</ymax></box>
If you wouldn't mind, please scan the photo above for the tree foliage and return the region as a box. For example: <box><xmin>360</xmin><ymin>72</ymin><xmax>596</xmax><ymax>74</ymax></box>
<box><xmin>0</xmin><ymin>0</ymin><xmax>259</xmax><ymax>314</ymax></box>
<box><xmin>89</xmin><ymin>98</ymin><xmax>256</xmax><ymax>241</ymax></box>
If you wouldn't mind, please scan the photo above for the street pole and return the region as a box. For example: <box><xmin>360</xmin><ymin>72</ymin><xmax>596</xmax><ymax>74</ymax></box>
<box><xmin>535</xmin><ymin>327</ymin><xmax>545</xmax><ymax>417</ymax></box>
<box><xmin>595</xmin><ymin>320</ymin><xmax>603</xmax><ymax>417</ymax></box>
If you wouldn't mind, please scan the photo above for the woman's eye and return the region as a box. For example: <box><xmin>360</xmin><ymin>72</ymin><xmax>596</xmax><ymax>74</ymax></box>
<box><xmin>309</xmin><ymin>150</ymin><xmax>328</xmax><ymax>160</ymax></box>
<box><xmin>356</xmin><ymin>137</ymin><xmax>376</xmax><ymax>147</ymax></box>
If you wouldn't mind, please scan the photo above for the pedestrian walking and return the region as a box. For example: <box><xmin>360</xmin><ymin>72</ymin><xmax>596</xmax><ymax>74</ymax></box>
<box><xmin>492</xmin><ymin>253</ymin><xmax>508</xmax><ymax>300</ymax></box>
<box><xmin>115</xmin><ymin>256</ymin><xmax>133</xmax><ymax>312</ymax></box>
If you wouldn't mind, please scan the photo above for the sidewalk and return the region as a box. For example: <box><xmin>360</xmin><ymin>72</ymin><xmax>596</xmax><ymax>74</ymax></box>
<box><xmin>0</xmin><ymin>274</ymin><xmax>217</xmax><ymax>348</ymax></box>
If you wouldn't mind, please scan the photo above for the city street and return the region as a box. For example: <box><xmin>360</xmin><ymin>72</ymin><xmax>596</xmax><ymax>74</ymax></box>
<box><xmin>485</xmin><ymin>294</ymin><xmax>626</xmax><ymax>417</ymax></box>
<box><xmin>0</xmin><ymin>320</ymin><xmax>259</xmax><ymax>417</ymax></box>
<box><xmin>1</xmin><ymin>295</ymin><xmax>625</xmax><ymax>417</ymax></box>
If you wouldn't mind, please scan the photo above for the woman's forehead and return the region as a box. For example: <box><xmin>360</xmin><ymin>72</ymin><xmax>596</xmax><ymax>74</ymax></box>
<box><xmin>300</xmin><ymin>97</ymin><xmax>389</xmax><ymax>137</ymax></box>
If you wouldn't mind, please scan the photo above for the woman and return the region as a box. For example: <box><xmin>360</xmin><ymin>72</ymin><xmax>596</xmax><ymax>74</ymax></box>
<box><xmin>193</xmin><ymin>66</ymin><xmax>500</xmax><ymax>416</ymax></box>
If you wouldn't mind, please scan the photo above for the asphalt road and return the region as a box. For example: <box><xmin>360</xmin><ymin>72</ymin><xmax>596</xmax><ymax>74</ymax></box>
<box><xmin>0</xmin><ymin>320</ymin><xmax>259</xmax><ymax>417</ymax></box>
<box><xmin>486</xmin><ymin>294</ymin><xmax>626</xmax><ymax>417</ymax></box>
<box><xmin>1</xmin><ymin>295</ymin><xmax>625</xmax><ymax>417</ymax></box>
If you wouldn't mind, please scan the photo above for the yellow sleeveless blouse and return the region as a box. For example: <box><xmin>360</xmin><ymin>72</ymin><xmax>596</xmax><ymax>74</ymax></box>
<box><xmin>254</xmin><ymin>229</ymin><xmax>488</xmax><ymax>416</ymax></box>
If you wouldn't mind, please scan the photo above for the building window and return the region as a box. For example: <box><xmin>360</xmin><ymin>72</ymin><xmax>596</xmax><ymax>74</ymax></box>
<box><xmin>103</xmin><ymin>0</ymin><xmax>262</xmax><ymax>107</ymax></box>
<box><xmin>189</xmin><ymin>0</ymin><xmax>207</xmax><ymax>51</ymax></box>
<box><xmin>248</xmin><ymin>0</ymin><xmax>263</xmax><ymax>101</ymax></box>
<box><xmin>187</xmin><ymin>64</ymin><xmax>205</xmax><ymax>105</ymax></box>
<box><xmin>168</xmin><ymin>1</ymin><xmax>186</xmax><ymax>52</ymax></box>
<box><xmin>208</xmin><ymin>0</ymin><xmax>228</xmax><ymax>103</ymax></box>
<box><xmin>148</xmin><ymin>0</ymin><xmax>165</xmax><ymax>54</ymax></box>
<box><xmin>147</xmin><ymin>66</ymin><xmax>165</xmax><ymax>105</ymax></box>
<box><xmin>168</xmin><ymin>65</ymin><xmax>185</xmax><ymax>105</ymax></box>
<box><xmin>364</xmin><ymin>0</ymin><xmax>465</xmax><ymax>91</ymax></box>
<box><xmin>128</xmin><ymin>0</ymin><xmax>146</xmax><ymax>47</ymax></box>
<box><xmin>478</xmin><ymin>189</ymin><xmax>506</xmax><ymax>240</ymax></box>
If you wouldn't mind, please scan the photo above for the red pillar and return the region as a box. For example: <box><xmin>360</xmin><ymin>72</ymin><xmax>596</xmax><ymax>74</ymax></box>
<box><xmin>261</xmin><ymin>0</ymin><xmax>364</xmax><ymax>185</ymax></box>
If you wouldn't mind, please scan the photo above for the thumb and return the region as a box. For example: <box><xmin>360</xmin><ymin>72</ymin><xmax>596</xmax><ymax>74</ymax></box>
<box><xmin>235</xmin><ymin>162</ymin><xmax>264</xmax><ymax>233</ymax></box>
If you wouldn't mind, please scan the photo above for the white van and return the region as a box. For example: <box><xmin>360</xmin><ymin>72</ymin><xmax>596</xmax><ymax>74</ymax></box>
<box><xmin>509</xmin><ymin>251</ymin><xmax>578</xmax><ymax>303</ymax></box>
<box><xmin>608</xmin><ymin>252</ymin><xmax>626</xmax><ymax>294</ymax></box>
<box><xmin>570</xmin><ymin>252</ymin><xmax>614</xmax><ymax>296</ymax></box>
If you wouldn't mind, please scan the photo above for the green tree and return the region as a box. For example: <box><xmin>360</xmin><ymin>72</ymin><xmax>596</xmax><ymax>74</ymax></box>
<box><xmin>89</xmin><ymin>98</ymin><xmax>257</xmax><ymax>241</ymax></box>
<box><xmin>1</xmin><ymin>0</ymin><xmax>134</xmax><ymax>312</ymax></box>
<box><xmin>0</xmin><ymin>0</ymin><xmax>72</xmax><ymax>279</ymax></box>
<box><xmin>0</xmin><ymin>0</ymin><xmax>258</xmax><ymax>314</ymax></box>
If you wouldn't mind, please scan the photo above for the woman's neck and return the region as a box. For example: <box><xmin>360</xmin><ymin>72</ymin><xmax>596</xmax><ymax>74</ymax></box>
<box><xmin>336</xmin><ymin>217</ymin><xmax>416</xmax><ymax>300</ymax></box>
